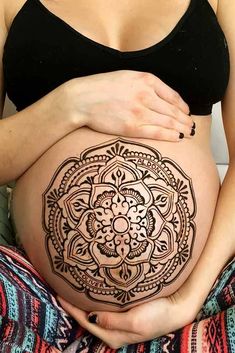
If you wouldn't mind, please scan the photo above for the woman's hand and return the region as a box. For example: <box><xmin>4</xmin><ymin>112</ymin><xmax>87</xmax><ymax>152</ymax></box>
<box><xmin>65</xmin><ymin>70</ymin><xmax>194</xmax><ymax>141</ymax></box>
<box><xmin>57</xmin><ymin>291</ymin><xmax>196</xmax><ymax>349</ymax></box>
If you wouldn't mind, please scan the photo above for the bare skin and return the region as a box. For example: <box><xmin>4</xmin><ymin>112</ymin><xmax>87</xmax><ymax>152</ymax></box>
<box><xmin>5</xmin><ymin>0</ymin><xmax>217</xmax><ymax>53</ymax></box>
<box><xmin>12</xmin><ymin>125</ymin><xmax>220</xmax><ymax>312</ymax></box>
<box><xmin>8</xmin><ymin>0</ymin><xmax>220</xmax><ymax>313</ymax></box>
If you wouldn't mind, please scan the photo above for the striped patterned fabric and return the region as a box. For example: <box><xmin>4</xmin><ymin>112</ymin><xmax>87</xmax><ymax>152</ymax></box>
<box><xmin>0</xmin><ymin>246</ymin><xmax>79</xmax><ymax>353</ymax></box>
<box><xmin>0</xmin><ymin>185</ymin><xmax>15</xmax><ymax>246</ymax></box>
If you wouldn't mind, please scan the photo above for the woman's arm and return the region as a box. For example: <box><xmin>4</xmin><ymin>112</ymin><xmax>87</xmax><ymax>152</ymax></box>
<box><xmin>0</xmin><ymin>70</ymin><xmax>194</xmax><ymax>187</ymax></box>
<box><xmin>0</xmin><ymin>1</ymin><xmax>84</xmax><ymax>185</ymax></box>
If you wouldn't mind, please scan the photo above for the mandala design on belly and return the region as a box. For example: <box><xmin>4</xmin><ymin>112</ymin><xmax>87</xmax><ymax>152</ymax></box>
<box><xmin>43</xmin><ymin>138</ymin><xmax>196</xmax><ymax>307</ymax></box>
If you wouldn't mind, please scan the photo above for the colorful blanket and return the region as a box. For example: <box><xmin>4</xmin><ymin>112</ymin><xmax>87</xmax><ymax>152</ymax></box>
<box><xmin>0</xmin><ymin>245</ymin><xmax>234</xmax><ymax>353</ymax></box>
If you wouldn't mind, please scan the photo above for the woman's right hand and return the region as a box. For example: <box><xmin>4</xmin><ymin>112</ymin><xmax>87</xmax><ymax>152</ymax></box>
<box><xmin>65</xmin><ymin>70</ymin><xmax>194</xmax><ymax>142</ymax></box>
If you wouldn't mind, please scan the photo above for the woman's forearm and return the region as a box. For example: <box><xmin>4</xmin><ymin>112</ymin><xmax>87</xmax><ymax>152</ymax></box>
<box><xmin>0</xmin><ymin>69</ymin><xmax>194</xmax><ymax>187</ymax></box>
<box><xmin>177</xmin><ymin>161</ymin><xmax>235</xmax><ymax>320</ymax></box>
<box><xmin>0</xmin><ymin>81</ymin><xmax>85</xmax><ymax>186</ymax></box>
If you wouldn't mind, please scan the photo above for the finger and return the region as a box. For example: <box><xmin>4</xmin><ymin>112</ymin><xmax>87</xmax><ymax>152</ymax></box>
<box><xmin>96</xmin><ymin>329</ymin><xmax>143</xmax><ymax>349</ymax></box>
<box><xmin>93</xmin><ymin>329</ymin><xmax>136</xmax><ymax>349</ymax></box>
<box><xmin>57</xmin><ymin>297</ymin><xmax>126</xmax><ymax>333</ymax></box>
<box><xmin>142</xmin><ymin>109</ymin><xmax>193</xmax><ymax>137</ymax></box>
<box><xmin>57</xmin><ymin>297</ymin><xmax>133</xmax><ymax>349</ymax></box>
<box><xmin>87</xmin><ymin>311</ymin><xmax>135</xmax><ymax>332</ymax></box>
<box><xmin>86</xmin><ymin>316</ymin><xmax>141</xmax><ymax>349</ymax></box>
<box><xmin>57</xmin><ymin>297</ymin><xmax>107</xmax><ymax>336</ymax></box>
<box><xmin>148</xmin><ymin>95</ymin><xmax>194</xmax><ymax>128</ymax></box>
<box><xmin>152</xmin><ymin>77</ymin><xmax>190</xmax><ymax>114</ymax></box>
<box><xmin>135</xmin><ymin>124</ymin><xmax>186</xmax><ymax>142</ymax></box>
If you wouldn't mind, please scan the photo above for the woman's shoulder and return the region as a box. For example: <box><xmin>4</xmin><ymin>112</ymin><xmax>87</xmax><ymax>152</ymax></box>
<box><xmin>3</xmin><ymin>0</ymin><xmax>28</xmax><ymax>32</ymax></box>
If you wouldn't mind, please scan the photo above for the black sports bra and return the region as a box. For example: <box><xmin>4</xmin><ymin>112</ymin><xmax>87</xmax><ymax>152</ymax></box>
<box><xmin>2</xmin><ymin>0</ymin><xmax>230</xmax><ymax>115</ymax></box>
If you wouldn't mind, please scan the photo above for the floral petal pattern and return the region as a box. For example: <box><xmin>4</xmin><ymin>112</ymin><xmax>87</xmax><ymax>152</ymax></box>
<box><xmin>43</xmin><ymin>139</ymin><xmax>196</xmax><ymax>308</ymax></box>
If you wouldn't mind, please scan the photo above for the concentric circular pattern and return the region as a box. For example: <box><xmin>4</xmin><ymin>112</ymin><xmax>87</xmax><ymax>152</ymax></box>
<box><xmin>43</xmin><ymin>138</ymin><xmax>196</xmax><ymax>307</ymax></box>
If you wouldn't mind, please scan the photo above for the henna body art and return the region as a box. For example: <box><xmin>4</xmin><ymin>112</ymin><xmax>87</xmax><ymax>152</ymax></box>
<box><xmin>43</xmin><ymin>139</ymin><xmax>196</xmax><ymax>308</ymax></box>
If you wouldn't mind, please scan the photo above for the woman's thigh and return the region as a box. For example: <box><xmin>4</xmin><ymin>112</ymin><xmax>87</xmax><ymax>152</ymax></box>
<box><xmin>0</xmin><ymin>245</ymin><xmax>234</xmax><ymax>353</ymax></box>
<box><xmin>0</xmin><ymin>246</ymin><xmax>81</xmax><ymax>353</ymax></box>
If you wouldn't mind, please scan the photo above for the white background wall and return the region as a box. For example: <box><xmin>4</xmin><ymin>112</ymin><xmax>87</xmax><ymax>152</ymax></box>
<box><xmin>211</xmin><ymin>103</ymin><xmax>229</xmax><ymax>180</ymax></box>
<box><xmin>3</xmin><ymin>95</ymin><xmax>16</xmax><ymax>118</ymax></box>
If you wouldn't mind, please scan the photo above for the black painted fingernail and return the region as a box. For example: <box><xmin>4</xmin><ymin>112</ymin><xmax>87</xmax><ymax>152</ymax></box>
<box><xmin>88</xmin><ymin>314</ymin><xmax>98</xmax><ymax>324</ymax></box>
<box><xmin>190</xmin><ymin>128</ymin><xmax>195</xmax><ymax>136</ymax></box>
<box><xmin>192</xmin><ymin>121</ymin><xmax>196</xmax><ymax>129</ymax></box>
<box><xmin>179</xmin><ymin>132</ymin><xmax>184</xmax><ymax>139</ymax></box>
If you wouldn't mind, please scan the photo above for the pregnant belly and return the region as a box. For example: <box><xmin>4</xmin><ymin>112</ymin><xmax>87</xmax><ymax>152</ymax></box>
<box><xmin>11</xmin><ymin>124</ymin><xmax>220</xmax><ymax>312</ymax></box>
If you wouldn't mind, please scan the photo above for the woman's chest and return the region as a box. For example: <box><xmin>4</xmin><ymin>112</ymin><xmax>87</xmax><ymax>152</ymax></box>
<box><xmin>3</xmin><ymin>0</ymin><xmax>228</xmax><ymax>116</ymax></box>
<box><xmin>5</xmin><ymin>0</ymin><xmax>217</xmax><ymax>52</ymax></box>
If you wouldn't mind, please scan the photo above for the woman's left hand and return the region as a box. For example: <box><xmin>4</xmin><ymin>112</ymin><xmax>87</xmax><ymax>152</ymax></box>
<box><xmin>57</xmin><ymin>292</ymin><xmax>196</xmax><ymax>349</ymax></box>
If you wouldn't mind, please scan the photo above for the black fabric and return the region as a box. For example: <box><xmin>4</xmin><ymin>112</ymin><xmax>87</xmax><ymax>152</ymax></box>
<box><xmin>2</xmin><ymin>0</ymin><xmax>230</xmax><ymax>115</ymax></box>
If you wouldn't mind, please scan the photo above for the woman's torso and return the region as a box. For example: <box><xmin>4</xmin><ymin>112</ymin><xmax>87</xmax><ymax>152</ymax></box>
<box><xmin>12</xmin><ymin>124</ymin><xmax>219</xmax><ymax>311</ymax></box>
<box><xmin>4</xmin><ymin>0</ymin><xmax>229</xmax><ymax>311</ymax></box>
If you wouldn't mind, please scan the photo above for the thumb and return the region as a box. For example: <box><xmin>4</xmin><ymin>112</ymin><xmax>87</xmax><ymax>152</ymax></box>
<box><xmin>88</xmin><ymin>311</ymin><xmax>133</xmax><ymax>332</ymax></box>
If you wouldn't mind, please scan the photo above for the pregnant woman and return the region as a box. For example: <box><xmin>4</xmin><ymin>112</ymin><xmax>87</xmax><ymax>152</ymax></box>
<box><xmin>0</xmin><ymin>0</ymin><xmax>235</xmax><ymax>351</ymax></box>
